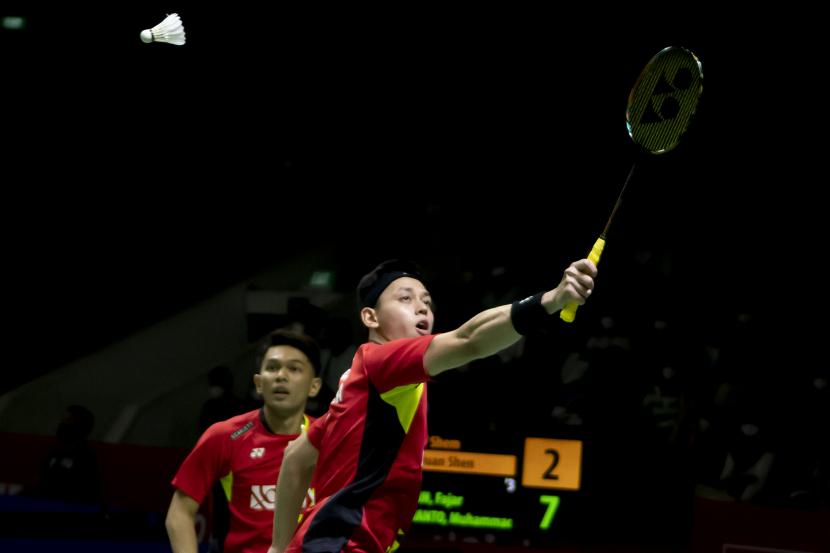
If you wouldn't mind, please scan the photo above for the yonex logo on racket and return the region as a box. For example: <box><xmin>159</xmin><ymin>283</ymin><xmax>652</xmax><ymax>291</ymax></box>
<box><xmin>640</xmin><ymin>68</ymin><xmax>694</xmax><ymax>124</ymax></box>
<box><xmin>626</xmin><ymin>46</ymin><xmax>703</xmax><ymax>154</ymax></box>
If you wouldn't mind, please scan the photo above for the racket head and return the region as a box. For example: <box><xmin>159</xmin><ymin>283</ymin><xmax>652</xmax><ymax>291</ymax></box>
<box><xmin>626</xmin><ymin>46</ymin><xmax>703</xmax><ymax>154</ymax></box>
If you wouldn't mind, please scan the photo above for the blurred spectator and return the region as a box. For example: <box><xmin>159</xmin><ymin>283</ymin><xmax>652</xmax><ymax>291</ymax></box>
<box><xmin>199</xmin><ymin>365</ymin><xmax>246</xmax><ymax>434</ymax></box>
<box><xmin>196</xmin><ymin>365</ymin><xmax>248</xmax><ymax>550</ymax></box>
<box><xmin>318</xmin><ymin>317</ymin><xmax>357</xmax><ymax>395</ymax></box>
<box><xmin>693</xmin><ymin>378</ymin><xmax>776</xmax><ymax>503</ymax></box>
<box><xmin>37</xmin><ymin>404</ymin><xmax>100</xmax><ymax>505</ymax></box>
<box><xmin>639</xmin><ymin>318</ymin><xmax>688</xmax><ymax>446</ymax></box>
<box><xmin>286</xmin><ymin>297</ymin><xmax>325</xmax><ymax>340</ymax></box>
<box><xmin>768</xmin><ymin>363</ymin><xmax>829</xmax><ymax>510</ymax></box>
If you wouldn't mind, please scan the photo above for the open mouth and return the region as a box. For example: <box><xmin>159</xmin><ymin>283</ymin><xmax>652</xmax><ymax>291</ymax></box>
<box><xmin>415</xmin><ymin>321</ymin><xmax>429</xmax><ymax>333</ymax></box>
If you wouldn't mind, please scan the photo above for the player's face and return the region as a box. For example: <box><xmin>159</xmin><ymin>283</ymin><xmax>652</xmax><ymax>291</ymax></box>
<box><xmin>254</xmin><ymin>345</ymin><xmax>320</xmax><ymax>416</ymax></box>
<box><xmin>374</xmin><ymin>277</ymin><xmax>435</xmax><ymax>341</ymax></box>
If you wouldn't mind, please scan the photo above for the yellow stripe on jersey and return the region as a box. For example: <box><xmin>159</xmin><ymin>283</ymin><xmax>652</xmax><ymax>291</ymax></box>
<box><xmin>219</xmin><ymin>472</ymin><xmax>233</xmax><ymax>501</ymax></box>
<box><xmin>387</xmin><ymin>529</ymin><xmax>405</xmax><ymax>552</ymax></box>
<box><xmin>380</xmin><ymin>383</ymin><xmax>423</xmax><ymax>433</ymax></box>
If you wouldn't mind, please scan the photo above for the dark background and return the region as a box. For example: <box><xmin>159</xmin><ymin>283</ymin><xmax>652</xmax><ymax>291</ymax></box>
<box><xmin>2</xmin><ymin>6</ymin><xmax>828</xmax><ymax>552</ymax></box>
<box><xmin>2</xmin><ymin>7</ymin><xmax>822</xmax><ymax>388</ymax></box>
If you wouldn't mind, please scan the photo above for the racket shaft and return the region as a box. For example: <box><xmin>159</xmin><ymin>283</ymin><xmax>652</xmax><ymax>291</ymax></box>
<box><xmin>560</xmin><ymin>237</ymin><xmax>605</xmax><ymax>323</ymax></box>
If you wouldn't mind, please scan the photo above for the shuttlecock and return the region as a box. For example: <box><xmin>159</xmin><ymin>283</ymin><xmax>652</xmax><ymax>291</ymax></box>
<box><xmin>140</xmin><ymin>13</ymin><xmax>185</xmax><ymax>45</ymax></box>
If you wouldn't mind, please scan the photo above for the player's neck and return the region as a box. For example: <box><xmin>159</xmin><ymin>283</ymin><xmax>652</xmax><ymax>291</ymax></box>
<box><xmin>261</xmin><ymin>406</ymin><xmax>304</xmax><ymax>435</ymax></box>
<box><xmin>367</xmin><ymin>329</ymin><xmax>389</xmax><ymax>345</ymax></box>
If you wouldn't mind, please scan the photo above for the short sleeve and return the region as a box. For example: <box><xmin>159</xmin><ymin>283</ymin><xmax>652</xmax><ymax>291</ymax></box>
<box><xmin>306</xmin><ymin>413</ymin><xmax>328</xmax><ymax>450</ymax></box>
<box><xmin>171</xmin><ymin>423</ymin><xmax>231</xmax><ymax>504</ymax></box>
<box><xmin>363</xmin><ymin>334</ymin><xmax>435</xmax><ymax>393</ymax></box>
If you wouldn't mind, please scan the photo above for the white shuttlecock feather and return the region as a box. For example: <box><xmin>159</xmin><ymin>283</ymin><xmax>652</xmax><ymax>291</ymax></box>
<box><xmin>140</xmin><ymin>13</ymin><xmax>185</xmax><ymax>45</ymax></box>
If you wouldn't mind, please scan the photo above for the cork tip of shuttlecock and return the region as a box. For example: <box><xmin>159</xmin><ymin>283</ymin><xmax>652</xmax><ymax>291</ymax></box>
<box><xmin>140</xmin><ymin>29</ymin><xmax>153</xmax><ymax>43</ymax></box>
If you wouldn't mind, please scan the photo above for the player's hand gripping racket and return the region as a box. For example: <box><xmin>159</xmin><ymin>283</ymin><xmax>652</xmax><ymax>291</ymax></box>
<box><xmin>560</xmin><ymin>46</ymin><xmax>703</xmax><ymax>323</ymax></box>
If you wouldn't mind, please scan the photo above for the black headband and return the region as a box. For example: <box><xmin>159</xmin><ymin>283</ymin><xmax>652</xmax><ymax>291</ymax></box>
<box><xmin>357</xmin><ymin>259</ymin><xmax>424</xmax><ymax>308</ymax></box>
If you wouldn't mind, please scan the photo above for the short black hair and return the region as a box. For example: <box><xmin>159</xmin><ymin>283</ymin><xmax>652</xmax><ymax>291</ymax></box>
<box><xmin>356</xmin><ymin>259</ymin><xmax>425</xmax><ymax>308</ymax></box>
<box><xmin>255</xmin><ymin>329</ymin><xmax>321</xmax><ymax>376</ymax></box>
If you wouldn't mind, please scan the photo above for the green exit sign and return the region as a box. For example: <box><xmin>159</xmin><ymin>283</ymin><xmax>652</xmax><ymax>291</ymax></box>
<box><xmin>309</xmin><ymin>270</ymin><xmax>334</xmax><ymax>289</ymax></box>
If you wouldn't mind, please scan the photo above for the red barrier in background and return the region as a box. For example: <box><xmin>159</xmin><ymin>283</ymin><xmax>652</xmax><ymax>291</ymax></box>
<box><xmin>692</xmin><ymin>497</ymin><xmax>829</xmax><ymax>553</ymax></box>
<box><xmin>0</xmin><ymin>432</ymin><xmax>187</xmax><ymax>512</ymax></box>
<box><xmin>3</xmin><ymin>432</ymin><xmax>828</xmax><ymax>552</ymax></box>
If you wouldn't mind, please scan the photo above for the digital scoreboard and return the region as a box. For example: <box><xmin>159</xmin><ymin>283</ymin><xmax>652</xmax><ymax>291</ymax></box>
<box><xmin>407</xmin><ymin>435</ymin><xmax>585</xmax><ymax>546</ymax></box>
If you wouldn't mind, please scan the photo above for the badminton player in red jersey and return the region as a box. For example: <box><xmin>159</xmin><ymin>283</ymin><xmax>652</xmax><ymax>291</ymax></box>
<box><xmin>167</xmin><ymin>329</ymin><xmax>322</xmax><ymax>553</ymax></box>
<box><xmin>268</xmin><ymin>258</ymin><xmax>596</xmax><ymax>553</ymax></box>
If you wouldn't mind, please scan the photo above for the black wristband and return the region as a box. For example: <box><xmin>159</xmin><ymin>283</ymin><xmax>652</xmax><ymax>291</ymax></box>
<box><xmin>510</xmin><ymin>292</ymin><xmax>548</xmax><ymax>336</ymax></box>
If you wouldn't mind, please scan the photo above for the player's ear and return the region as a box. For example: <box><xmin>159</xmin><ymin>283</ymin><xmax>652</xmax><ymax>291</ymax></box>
<box><xmin>360</xmin><ymin>306</ymin><xmax>379</xmax><ymax>329</ymax></box>
<box><xmin>253</xmin><ymin>373</ymin><xmax>263</xmax><ymax>395</ymax></box>
<box><xmin>308</xmin><ymin>376</ymin><xmax>322</xmax><ymax>398</ymax></box>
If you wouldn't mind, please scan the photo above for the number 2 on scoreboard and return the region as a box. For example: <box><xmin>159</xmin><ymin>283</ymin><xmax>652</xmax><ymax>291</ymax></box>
<box><xmin>521</xmin><ymin>438</ymin><xmax>581</xmax><ymax>490</ymax></box>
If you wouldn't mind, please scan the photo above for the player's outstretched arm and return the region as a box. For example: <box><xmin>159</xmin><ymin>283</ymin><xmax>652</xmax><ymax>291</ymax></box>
<box><xmin>425</xmin><ymin>259</ymin><xmax>596</xmax><ymax>376</ymax></box>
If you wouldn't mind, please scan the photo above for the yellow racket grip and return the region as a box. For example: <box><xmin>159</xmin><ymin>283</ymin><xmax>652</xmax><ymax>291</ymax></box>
<box><xmin>560</xmin><ymin>237</ymin><xmax>605</xmax><ymax>323</ymax></box>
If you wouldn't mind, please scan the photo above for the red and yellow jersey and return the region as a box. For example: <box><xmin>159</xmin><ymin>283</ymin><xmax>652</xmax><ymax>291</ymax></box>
<box><xmin>172</xmin><ymin>408</ymin><xmax>314</xmax><ymax>553</ymax></box>
<box><xmin>293</xmin><ymin>334</ymin><xmax>435</xmax><ymax>553</ymax></box>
